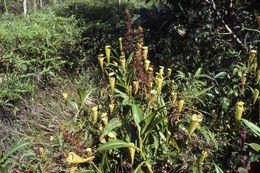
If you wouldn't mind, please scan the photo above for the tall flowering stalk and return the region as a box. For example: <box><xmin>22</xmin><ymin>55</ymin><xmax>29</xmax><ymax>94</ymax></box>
<box><xmin>101</xmin><ymin>113</ymin><xmax>108</xmax><ymax>126</ymax></box>
<box><xmin>133</xmin><ymin>81</ymin><xmax>139</xmax><ymax>95</ymax></box>
<box><xmin>178</xmin><ymin>99</ymin><xmax>185</xmax><ymax>113</ymax></box>
<box><xmin>63</xmin><ymin>92</ymin><xmax>68</xmax><ymax>106</ymax></box>
<box><xmin>144</xmin><ymin>60</ymin><xmax>150</xmax><ymax>72</ymax></box>
<box><xmin>176</xmin><ymin>99</ymin><xmax>185</xmax><ymax>120</ymax></box>
<box><xmin>249</xmin><ymin>49</ymin><xmax>257</xmax><ymax>64</ymax></box>
<box><xmin>188</xmin><ymin>113</ymin><xmax>203</xmax><ymax>136</ymax></box>
<box><xmin>128</xmin><ymin>143</ymin><xmax>135</xmax><ymax>165</ymax></box>
<box><xmin>255</xmin><ymin>13</ymin><xmax>260</xmax><ymax>25</ymax></box>
<box><xmin>98</xmin><ymin>124</ymin><xmax>103</xmax><ymax>132</ymax></box>
<box><xmin>98</xmin><ymin>54</ymin><xmax>105</xmax><ymax>71</ymax></box>
<box><xmin>99</xmin><ymin>137</ymin><xmax>106</xmax><ymax>144</ymax></box>
<box><xmin>108</xmin><ymin>132</ymin><xmax>117</xmax><ymax>140</ymax></box>
<box><xmin>105</xmin><ymin>45</ymin><xmax>111</xmax><ymax>63</ymax></box>
<box><xmin>142</xmin><ymin>46</ymin><xmax>148</xmax><ymax>60</ymax></box>
<box><xmin>159</xmin><ymin>66</ymin><xmax>164</xmax><ymax>76</ymax></box>
<box><xmin>147</xmin><ymin>67</ymin><xmax>154</xmax><ymax>88</ymax></box>
<box><xmin>91</xmin><ymin>106</ymin><xmax>98</xmax><ymax>124</ymax></box>
<box><xmin>167</xmin><ymin>68</ymin><xmax>172</xmax><ymax>78</ymax></box>
<box><xmin>148</xmin><ymin>67</ymin><xmax>153</xmax><ymax>78</ymax></box>
<box><xmin>240</xmin><ymin>73</ymin><xmax>247</xmax><ymax>92</ymax></box>
<box><xmin>156</xmin><ymin>75</ymin><xmax>164</xmax><ymax>93</ymax></box>
<box><xmin>257</xmin><ymin>70</ymin><xmax>260</xmax><ymax>84</ymax></box>
<box><xmin>171</xmin><ymin>80</ymin><xmax>175</xmax><ymax>89</ymax></box>
<box><xmin>171</xmin><ymin>92</ymin><xmax>177</xmax><ymax>107</ymax></box>
<box><xmin>128</xmin><ymin>85</ymin><xmax>133</xmax><ymax>98</ymax></box>
<box><xmin>252</xmin><ymin>89</ymin><xmax>259</xmax><ymax>105</ymax></box>
<box><xmin>119</xmin><ymin>37</ymin><xmax>123</xmax><ymax>55</ymax></box>
<box><xmin>166</xmin><ymin>130</ymin><xmax>171</xmax><ymax>143</ymax></box>
<box><xmin>149</xmin><ymin>90</ymin><xmax>157</xmax><ymax>107</ymax></box>
<box><xmin>119</xmin><ymin>55</ymin><xmax>126</xmax><ymax>73</ymax></box>
<box><xmin>199</xmin><ymin>150</ymin><xmax>208</xmax><ymax>165</ymax></box>
<box><xmin>109</xmin><ymin>72</ymin><xmax>116</xmax><ymax>95</ymax></box>
<box><xmin>63</xmin><ymin>92</ymin><xmax>68</xmax><ymax>100</ymax></box>
<box><xmin>109</xmin><ymin>102</ymin><xmax>115</xmax><ymax>113</ymax></box>
<box><xmin>235</xmin><ymin>101</ymin><xmax>245</xmax><ymax>121</ymax></box>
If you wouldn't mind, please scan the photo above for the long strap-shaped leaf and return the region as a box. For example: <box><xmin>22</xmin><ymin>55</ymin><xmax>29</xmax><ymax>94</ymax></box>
<box><xmin>141</xmin><ymin>106</ymin><xmax>167</xmax><ymax>136</ymax></box>
<box><xmin>242</xmin><ymin>118</ymin><xmax>260</xmax><ymax>137</ymax></box>
<box><xmin>132</xmin><ymin>104</ymin><xmax>144</xmax><ymax>132</ymax></box>
<box><xmin>97</xmin><ymin>139</ymin><xmax>138</xmax><ymax>151</ymax></box>
<box><xmin>0</xmin><ymin>140</ymin><xmax>31</xmax><ymax>164</ymax></box>
<box><xmin>132</xmin><ymin>160</ymin><xmax>153</xmax><ymax>173</ymax></box>
<box><xmin>100</xmin><ymin>118</ymin><xmax>122</xmax><ymax>138</ymax></box>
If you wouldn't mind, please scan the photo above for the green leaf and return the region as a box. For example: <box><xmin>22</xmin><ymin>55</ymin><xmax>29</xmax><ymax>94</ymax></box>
<box><xmin>67</xmin><ymin>99</ymin><xmax>79</xmax><ymax>111</ymax></box>
<box><xmin>79</xmin><ymin>88</ymin><xmax>95</xmax><ymax>109</ymax></box>
<box><xmin>176</xmin><ymin>71</ymin><xmax>186</xmax><ymax>80</ymax></box>
<box><xmin>115</xmin><ymin>89</ymin><xmax>130</xmax><ymax>105</ymax></box>
<box><xmin>242</xmin><ymin>118</ymin><xmax>260</xmax><ymax>137</ymax></box>
<box><xmin>199</xmin><ymin>126</ymin><xmax>218</xmax><ymax>149</ymax></box>
<box><xmin>213</xmin><ymin>163</ymin><xmax>224</xmax><ymax>173</ymax></box>
<box><xmin>247</xmin><ymin>143</ymin><xmax>260</xmax><ymax>152</ymax></box>
<box><xmin>170</xmin><ymin>138</ymin><xmax>180</xmax><ymax>152</ymax></box>
<box><xmin>97</xmin><ymin>140</ymin><xmax>137</xmax><ymax>152</ymax></box>
<box><xmin>194</xmin><ymin>68</ymin><xmax>202</xmax><ymax>78</ymax></box>
<box><xmin>0</xmin><ymin>140</ymin><xmax>31</xmax><ymax>164</ymax></box>
<box><xmin>144</xmin><ymin>161</ymin><xmax>153</xmax><ymax>173</ymax></box>
<box><xmin>141</xmin><ymin>106</ymin><xmax>166</xmax><ymax>136</ymax></box>
<box><xmin>196</xmin><ymin>74</ymin><xmax>214</xmax><ymax>80</ymax></box>
<box><xmin>101</xmin><ymin>118</ymin><xmax>122</xmax><ymax>138</ymax></box>
<box><xmin>131</xmin><ymin>104</ymin><xmax>144</xmax><ymax>132</ymax></box>
<box><xmin>153</xmin><ymin>132</ymin><xmax>160</xmax><ymax>155</ymax></box>
<box><xmin>132</xmin><ymin>161</ymin><xmax>146</xmax><ymax>173</ymax></box>
<box><xmin>214</xmin><ymin>72</ymin><xmax>227</xmax><ymax>79</ymax></box>
<box><xmin>199</xmin><ymin>126</ymin><xmax>211</xmax><ymax>143</ymax></box>
<box><xmin>126</xmin><ymin>51</ymin><xmax>134</xmax><ymax>65</ymax></box>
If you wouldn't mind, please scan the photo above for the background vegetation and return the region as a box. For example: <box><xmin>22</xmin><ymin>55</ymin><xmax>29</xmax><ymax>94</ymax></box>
<box><xmin>0</xmin><ymin>0</ymin><xmax>259</xmax><ymax>172</ymax></box>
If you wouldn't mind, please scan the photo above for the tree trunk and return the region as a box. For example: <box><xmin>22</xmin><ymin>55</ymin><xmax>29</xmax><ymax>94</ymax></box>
<box><xmin>33</xmin><ymin>0</ymin><xmax>37</xmax><ymax>12</ymax></box>
<box><xmin>3</xmin><ymin>0</ymin><xmax>8</xmax><ymax>14</ymax></box>
<box><xmin>23</xmin><ymin>0</ymin><xmax>27</xmax><ymax>15</ymax></box>
<box><xmin>39</xmin><ymin>0</ymin><xmax>43</xmax><ymax>8</ymax></box>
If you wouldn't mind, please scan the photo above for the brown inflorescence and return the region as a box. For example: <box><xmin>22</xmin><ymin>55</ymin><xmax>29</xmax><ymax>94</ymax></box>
<box><xmin>62</xmin><ymin>129</ymin><xmax>85</xmax><ymax>156</ymax></box>
<box><xmin>124</xmin><ymin>8</ymin><xmax>133</xmax><ymax>54</ymax></box>
<box><xmin>134</xmin><ymin>26</ymin><xmax>150</xmax><ymax>95</ymax></box>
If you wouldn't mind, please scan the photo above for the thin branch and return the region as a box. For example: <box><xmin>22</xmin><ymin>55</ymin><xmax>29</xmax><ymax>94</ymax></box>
<box><xmin>242</xmin><ymin>27</ymin><xmax>260</xmax><ymax>34</ymax></box>
<box><xmin>205</xmin><ymin>0</ymin><xmax>246</xmax><ymax>50</ymax></box>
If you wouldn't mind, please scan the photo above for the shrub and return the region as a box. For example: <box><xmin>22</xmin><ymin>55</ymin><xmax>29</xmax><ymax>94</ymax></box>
<box><xmin>0</xmin><ymin>8</ymin><xmax>83</xmax><ymax>108</ymax></box>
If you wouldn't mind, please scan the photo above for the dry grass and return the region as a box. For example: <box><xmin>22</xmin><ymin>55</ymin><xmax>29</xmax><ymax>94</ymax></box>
<box><xmin>0</xmin><ymin>74</ymin><xmax>95</xmax><ymax>172</ymax></box>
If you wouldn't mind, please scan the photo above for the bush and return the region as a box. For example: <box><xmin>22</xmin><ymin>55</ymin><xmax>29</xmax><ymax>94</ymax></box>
<box><xmin>0</xmin><ymin>8</ymin><xmax>83</xmax><ymax>108</ymax></box>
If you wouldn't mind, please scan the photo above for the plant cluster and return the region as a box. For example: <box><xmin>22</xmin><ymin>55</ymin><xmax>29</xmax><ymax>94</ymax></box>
<box><xmin>59</xmin><ymin>20</ymin><xmax>260</xmax><ymax>171</ymax></box>
<box><xmin>59</xmin><ymin>34</ymin><xmax>204</xmax><ymax>173</ymax></box>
